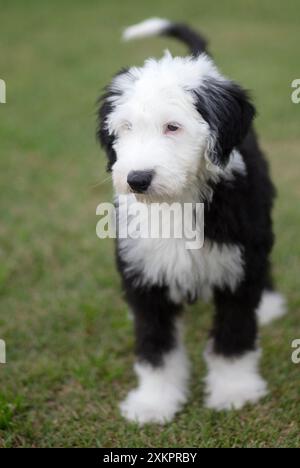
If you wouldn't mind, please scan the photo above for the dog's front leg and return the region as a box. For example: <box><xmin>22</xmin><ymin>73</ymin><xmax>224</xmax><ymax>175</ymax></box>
<box><xmin>119</xmin><ymin>283</ymin><xmax>190</xmax><ymax>425</ymax></box>
<box><xmin>204</xmin><ymin>283</ymin><xmax>268</xmax><ymax>411</ymax></box>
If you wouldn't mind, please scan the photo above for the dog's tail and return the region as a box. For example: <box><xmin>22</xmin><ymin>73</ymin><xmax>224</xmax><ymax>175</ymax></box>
<box><xmin>123</xmin><ymin>18</ymin><xmax>208</xmax><ymax>56</ymax></box>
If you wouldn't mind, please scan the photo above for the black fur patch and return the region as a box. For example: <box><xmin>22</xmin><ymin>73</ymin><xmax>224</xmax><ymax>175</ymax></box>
<box><xmin>163</xmin><ymin>22</ymin><xmax>209</xmax><ymax>56</ymax></box>
<box><xmin>97</xmin><ymin>68</ymin><xmax>129</xmax><ymax>171</ymax></box>
<box><xmin>116</xmin><ymin>253</ymin><xmax>182</xmax><ymax>366</ymax></box>
<box><xmin>194</xmin><ymin>78</ymin><xmax>256</xmax><ymax>167</ymax></box>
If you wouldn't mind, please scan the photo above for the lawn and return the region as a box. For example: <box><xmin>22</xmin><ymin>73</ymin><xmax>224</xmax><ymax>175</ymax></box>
<box><xmin>0</xmin><ymin>0</ymin><xmax>299</xmax><ymax>448</ymax></box>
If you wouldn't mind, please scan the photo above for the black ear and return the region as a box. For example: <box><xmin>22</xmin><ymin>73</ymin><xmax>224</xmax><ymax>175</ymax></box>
<box><xmin>97</xmin><ymin>91</ymin><xmax>117</xmax><ymax>172</ymax></box>
<box><xmin>97</xmin><ymin>68</ymin><xmax>130</xmax><ymax>172</ymax></box>
<box><xmin>194</xmin><ymin>78</ymin><xmax>256</xmax><ymax>167</ymax></box>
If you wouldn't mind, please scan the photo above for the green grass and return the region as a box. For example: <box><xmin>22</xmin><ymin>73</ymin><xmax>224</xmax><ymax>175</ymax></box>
<box><xmin>0</xmin><ymin>0</ymin><xmax>300</xmax><ymax>448</ymax></box>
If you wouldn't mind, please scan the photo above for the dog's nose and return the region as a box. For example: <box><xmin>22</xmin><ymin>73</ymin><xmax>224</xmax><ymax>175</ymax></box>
<box><xmin>127</xmin><ymin>170</ymin><xmax>154</xmax><ymax>193</ymax></box>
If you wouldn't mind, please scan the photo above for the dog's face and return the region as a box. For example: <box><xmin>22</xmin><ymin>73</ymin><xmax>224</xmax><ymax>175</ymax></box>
<box><xmin>98</xmin><ymin>52</ymin><xmax>255</xmax><ymax>201</ymax></box>
<box><xmin>106</xmin><ymin>71</ymin><xmax>210</xmax><ymax>201</ymax></box>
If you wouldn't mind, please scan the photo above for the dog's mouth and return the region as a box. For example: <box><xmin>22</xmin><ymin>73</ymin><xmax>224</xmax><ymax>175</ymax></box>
<box><xmin>130</xmin><ymin>189</ymin><xmax>156</xmax><ymax>204</ymax></box>
<box><xmin>132</xmin><ymin>189</ymin><xmax>183</xmax><ymax>205</ymax></box>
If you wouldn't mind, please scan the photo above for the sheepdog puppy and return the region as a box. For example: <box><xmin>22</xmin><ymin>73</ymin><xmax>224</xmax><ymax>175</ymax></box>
<box><xmin>97</xmin><ymin>18</ymin><xmax>286</xmax><ymax>424</ymax></box>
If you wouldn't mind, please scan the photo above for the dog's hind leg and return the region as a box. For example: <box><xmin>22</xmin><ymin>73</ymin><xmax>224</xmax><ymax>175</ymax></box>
<box><xmin>119</xmin><ymin>284</ymin><xmax>190</xmax><ymax>424</ymax></box>
<box><xmin>204</xmin><ymin>283</ymin><xmax>268</xmax><ymax>411</ymax></box>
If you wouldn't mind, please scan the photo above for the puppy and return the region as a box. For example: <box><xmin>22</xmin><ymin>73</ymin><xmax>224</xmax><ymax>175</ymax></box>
<box><xmin>97</xmin><ymin>18</ymin><xmax>286</xmax><ymax>424</ymax></box>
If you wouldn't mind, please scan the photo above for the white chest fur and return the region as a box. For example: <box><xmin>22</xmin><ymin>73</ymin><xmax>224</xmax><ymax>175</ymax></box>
<box><xmin>117</xmin><ymin>195</ymin><xmax>244</xmax><ymax>303</ymax></box>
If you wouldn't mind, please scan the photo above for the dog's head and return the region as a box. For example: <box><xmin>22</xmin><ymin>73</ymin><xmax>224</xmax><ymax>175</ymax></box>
<box><xmin>98</xmin><ymin>52</ymin><xmax>255</xmax><ymax>201</ymax></box>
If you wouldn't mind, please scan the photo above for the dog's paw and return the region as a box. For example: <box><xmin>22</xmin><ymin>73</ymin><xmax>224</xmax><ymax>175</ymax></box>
<box><xmin>120</xmin><ymin>348</ymin><xmax>190</xmax><ymax>424</ymax></box>
<box><xmin>204</xmin><ymin>374</ymin><xmax>268</xmax><ymax>411</ymax></box>
<box><xmin>120</xmin><ymin>387</ymin><xmax>185</xmax><ymax>424</ymax></box>
<box><xmin>204</xmin><ymin>345</ymin><xmax>268</xmax><ymax>411</ymax></box>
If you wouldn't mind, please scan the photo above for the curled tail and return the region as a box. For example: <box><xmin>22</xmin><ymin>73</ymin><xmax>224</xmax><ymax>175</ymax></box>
<box><xmin>123</xmin><ymin>18</ymin><xmax>208</xmax><ymax>56</ymax></box>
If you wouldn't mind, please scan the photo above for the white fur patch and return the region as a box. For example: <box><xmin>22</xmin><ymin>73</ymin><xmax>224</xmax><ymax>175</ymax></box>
<box><xmin>118</xmin><ymin>194</ymin><xmax>244</xmax><ymax>303</ymax></box>
<box><xmin>256</xmin><ymin>290</ymin><xmax>287</xmax><ymax>326</ymax></box>
<box><xmin>108</xmin><ymin>51</ymin><xmax>220</xmax><ymax>102</ymax></box>
<box><xmin>204</xmin><ymin>343</ymin><xmax>268</xmax><ymax>411</ymax></box>
<box><xmin>222</xmin><ymin>149</ymin><xmax>247</xmax><ymax>179</ymax></box>
<box><xmin>204</xmin><ymin>149</ymin><xmax>247</xmax><ymax>189</ymax></box>
<box><xmin>120</xmin><ymin>345</ymin><xmax>190</xmax><ymax>424</ymax></box>
<box><xmin>123</xmin><ymin>18</ymin><xmax>171</xmax><ymax>41</ymax></box>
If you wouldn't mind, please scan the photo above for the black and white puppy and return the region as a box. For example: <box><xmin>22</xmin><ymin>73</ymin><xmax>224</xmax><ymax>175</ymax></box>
<box><xmin>97</xmin><ymin>18</ymin><xmax>286</xmax><ymax>424</ymax></box>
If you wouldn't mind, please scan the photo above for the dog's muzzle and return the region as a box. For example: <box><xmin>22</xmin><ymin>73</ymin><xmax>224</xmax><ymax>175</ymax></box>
<box><xmin>127</xmin><ymin>170</ymin><xmax>154</xmax><ymax>193</ymax></box>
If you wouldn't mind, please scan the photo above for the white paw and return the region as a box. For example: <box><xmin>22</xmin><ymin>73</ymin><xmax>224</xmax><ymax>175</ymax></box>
<box><xmin>256</xmin><ymin>291</ymin><xmax>287</xmax><ymax>326</ymax></box>
<box><xmin>120</xmin><ymin>387</ymin><xmax>185</xmax><ymax>424</ymax></box>
<box><xmin>205</xmin><ymin>375</ymin><xmax>268</xmax><ymax>410</ymax></box>
<box><xmin>120</xmin><ymin>347</ymin><xmax>190</xmax><ymax>424</ymax></box>
<box><xmin>204</xmin><ymin>346</ymin><xmax>268</xmax><ymax>411</ymax></box>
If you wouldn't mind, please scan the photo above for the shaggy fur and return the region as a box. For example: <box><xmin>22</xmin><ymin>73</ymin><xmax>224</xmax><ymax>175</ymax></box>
<box><xmin>97</xmin><ymin>18</ymin><xmax>286</xmax><ymax>424</ymax></box>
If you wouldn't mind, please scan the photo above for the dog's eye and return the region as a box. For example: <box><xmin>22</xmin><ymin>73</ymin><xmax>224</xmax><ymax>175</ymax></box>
<box><xmin>164</xmin><ymin>123</ymin><xmax>181</xmax><ymax>134</ymax></box>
